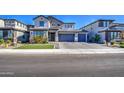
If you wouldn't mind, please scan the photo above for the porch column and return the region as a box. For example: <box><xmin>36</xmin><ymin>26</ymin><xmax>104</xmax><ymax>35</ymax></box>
<box><xmin>46</xmin><ymin>31</ymin><xmax>49</xmax><ymax>42</ymax></box>
<box><xmin>55</xmin><ymin>31</ymin><xmax>59</xmax><ymax>42</ymax></box>
<box><xmin>29</xmin><ymin>31</ymin><xmax>33</xmax><ymax>43</ymax></box>
<box><xmin>13</xmin><ymin>31</ymin><xmax>17</xmax><ymax>45</ymax></box>
<box><xmin>85</xmin><ymin>33</ymin><xmax>87</xmax><ymax>42</ymax></box>
<box><xmin>121</xmin><ymin>32</ymin><xmax>124</xmax><ymax>39</ymax></box>
<box><xmin>74</xmin><ymin>33</ymin><xmax>78</xmax><ymax>42</ymax></box>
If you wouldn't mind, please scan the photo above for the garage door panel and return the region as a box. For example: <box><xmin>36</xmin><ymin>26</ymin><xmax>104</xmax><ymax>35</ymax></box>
<box><xmin>78</xmin><ymin>34</ymin><xmax>86</xmax><ymax>42</ymax></box>
<box><xmin>59</xmin><ymin>34</ymin><xmax>74</xmax><ymax>42</ymax></box>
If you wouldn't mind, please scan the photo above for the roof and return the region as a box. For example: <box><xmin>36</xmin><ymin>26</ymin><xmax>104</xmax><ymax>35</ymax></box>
<box><xmin>64</xmin><ymin>22</ymin><xmax>75</xmax><ymax>24</ymax></box>
<box><xmin>48</xmin><ymin>16</ymin><xmax>64</xmax><ymax>23</ymax></box>
<box><xmin>0</xmin><ymin>18</ymin><xmax>4</xmax><ymax>20</ymax></box>
<box><xmin>33</xmin><ymin>15</ymin><xmax>76</xmax><ymax>25</ymax></box>
<box><xmin>81</xmin><ymin>19</ymin><xmax>115</xmax><ymax>29</ymax></box>
<box><xmin>109</xmin><ymin>23</ymin><xmax>124</xmax><ymax>27</ymax></box>
<box><xmin>0</xmin><ymin>27</ymin><xmax>27</xmax><ymax>31</ymax></box>
<box><xmin>99</xmin><ymin>30</ymin><xmax>123</xmax><ymax>33</ymax></box>
<box><xmin>29</xmin><ymin>27</ymin><xmax>49</xmax><ymax>31</ymax></box>
<box><xmin>81</xmin><ymin>29</ymin><xmax>88</xmax><ymax>32</ymax></box>
<box><xmin>33</xmin><ymin>15</ymin><xmax>48</xmax><ymax>20</ymax></box>
<box><xmin>58</xmin><ymin>29</ymin><xmax>81</xmax><ymax>32</ymax></box>
<box><xmin>49</xmin><ymin>27</ymin><xmax>60</xmax><ymax>30</ymax></box>
<box><xmin>3</xmin><ymin>19</ymin><xmax>27</xmax><ymax>25</ymax></box>
<box><xmin>58</xmin><ymin>30</ymin><xmax>88</xmax><ymax>34</ymax></box>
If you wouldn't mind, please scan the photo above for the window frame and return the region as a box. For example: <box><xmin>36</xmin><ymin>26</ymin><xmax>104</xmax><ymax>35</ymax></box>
<box><xmin>39</xmin><ymin>21</ymin><xmax>45</xmax><ymax>27</ymax></box>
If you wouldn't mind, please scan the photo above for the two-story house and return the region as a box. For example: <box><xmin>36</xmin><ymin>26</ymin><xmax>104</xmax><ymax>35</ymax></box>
<box><xmin>29</xmin><ymin>15</ymin><xmax>88</xmax><ymax>43</ymax></box>
<box><xmin>81</xmin><ymin>19</ymin><xmax>124</xmax><ymax>43</ymax></box>
<box><xmin>0</xmin><ymin>18</ymin><xmax>29</xmax><ymax>44</ymax></box>
<box><xmin>81</xmin><ymin>19</ymin><xmax>115</xmax><ymax>43</ymax></box>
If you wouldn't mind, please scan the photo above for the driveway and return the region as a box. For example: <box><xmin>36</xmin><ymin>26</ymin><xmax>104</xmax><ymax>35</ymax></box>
<box><xmin>58</xmin><ymin>42</ymin><xmax>114</xmax><ymax>49</ymax></box>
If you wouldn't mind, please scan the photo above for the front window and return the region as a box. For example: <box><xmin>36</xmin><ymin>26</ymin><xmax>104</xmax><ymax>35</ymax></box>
<box><xmin>0</xmin><ymin>31</ymin><xmax>3</xmax><ymax>39</ymax></box>
<box><xmin>33</xmin><ymin>31</ymin><xmax>46</xmax><ymax>37</ymax></box>
<box><xmin>8</xmin><ymin>31</ymin><xmax>12</xmax><ymax>38</ymax></box>
<box><xmin>98</xmin><ymin>21</ymin><xmax>104</xmax><ymax>27</ymax></box>
<box><xmin>39</xmin><ymin>21</ymin><xmax>44</xmax><ymax>27</ymax></box>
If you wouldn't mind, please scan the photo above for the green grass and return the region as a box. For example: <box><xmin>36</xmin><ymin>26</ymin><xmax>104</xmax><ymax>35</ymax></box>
<box><xmin>15</xmin><ymin>44</ymin><xmax>54</xmax><ymax>49</ymax></box>
<box><xmin>119</xmin><ymin>42</ymin><xmax>124</xmax><ymax>48</ymax></box>
<box><xmin>120</xmin><ymin>44</ymin><xmax>124</xmax><ymax>48</ymax></box>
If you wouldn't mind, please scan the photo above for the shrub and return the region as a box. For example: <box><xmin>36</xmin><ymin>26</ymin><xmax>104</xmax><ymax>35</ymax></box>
<box><xmin>120</xmin><ymin>44</ymin><xmax>124</xmax><ymax>48</ymax></box>
<box><xmin>120</xmin><ymin>42</ymin><xmax>124</xmax><ymax>45</ymax></box>
<box><xmin>90</xmin><ymin>34</ymin><xmax>101</xmax><ymax>43</ymax></box>
<box><xmin>6</xmin><ymin>40</ymin><xmax>12</xmax><ymax>45</ymax></box>
<box><xmin>0</xmin><ymin>39</ymin><xmax>4</xmax><ymax>45</ymax></box>
<box><xmin>42</xmin><ymin>36</ymin><xmax>48</xmax><ymax>44</ymax></box>
<box><xmin>119</xmin><ymin>41</ymin><xmax>124</xmax><ymax>48</ymax></box>
<box><xmin>111</xmin><ymin>41</ymin><xmax>115</xmax><ymax>45</ymax></box>
<box><xmin>33</xmin><ymin>36</ymin><xmax>48</xmax><ymax>44</ymax></box>
<box><xmin>8</xmin><ymin>38</ymin><xmax>12</xmax><ymax>41</ymax></box>
<box><xmin>33</xmin><ymin>36</ymin><xmax>43</xmax><ymax>43</ymax></box>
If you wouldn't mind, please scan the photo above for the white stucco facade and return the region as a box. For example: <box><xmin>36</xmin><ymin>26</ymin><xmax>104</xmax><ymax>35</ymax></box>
<box><xmin>0</xmin><ymin>19</ymin><xmax>4</xmax><ymax>27</ymax></box>
<box><xmin>82</xmin><ymin>20</ymin><xmax>114</xmax><ymax>43</ymax></box>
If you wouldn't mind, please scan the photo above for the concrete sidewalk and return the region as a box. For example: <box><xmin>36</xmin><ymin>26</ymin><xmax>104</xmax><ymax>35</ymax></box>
<box><xmin>0</xmin><ymin>49</ymin><xmax>124</xmax><ymax>54</ymax></box>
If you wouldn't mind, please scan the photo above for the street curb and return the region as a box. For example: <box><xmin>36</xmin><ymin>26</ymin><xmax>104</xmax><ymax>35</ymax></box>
<box><xmin>0</xmin><ymin>49</ymin><xmax>124</xmax><ymax>54</ymax></box>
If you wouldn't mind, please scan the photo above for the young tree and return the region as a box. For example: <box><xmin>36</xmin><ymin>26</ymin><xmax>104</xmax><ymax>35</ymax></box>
<box><xmin>94</xmin><ymin>34</ymin><xmax>101</xmax><ymax>43</ymax></box>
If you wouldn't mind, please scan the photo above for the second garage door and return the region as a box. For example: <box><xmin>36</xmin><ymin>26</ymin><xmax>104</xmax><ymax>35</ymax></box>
<box><xmin>78</xmin><ymin>34</ymin><xmax>86</xmax><ymax>42</ymax></box>
<box><xmin>59</xmin><ymin>34</ymin><xmax>75</xmax><ymax>42</ymax></box>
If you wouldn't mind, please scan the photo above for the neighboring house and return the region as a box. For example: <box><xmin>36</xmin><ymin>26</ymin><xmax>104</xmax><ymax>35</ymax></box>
<box><xmin>80</xmin><ymin>19</ymin><xmax>114</xmax><ymax>43</ymax></box>
<box><xmin>0</xmin><ymin>18</ymin><xmax>29</xmax><ymax>43</ymax></box>
<box><xmin>29</xmin><ymin>15</ymin><xmax>88</xmax><ymax>43</ymax></box>
<box><xmin>81</xmin><ymin>19</ymin><xmax>124</xmax><ymax>43</ymax></box>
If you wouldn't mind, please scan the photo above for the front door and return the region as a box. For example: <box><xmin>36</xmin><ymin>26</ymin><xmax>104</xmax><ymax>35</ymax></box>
<box><xmin>49</xmin><ymin>32</ymin><xmax>55</xmax><ymax>41</ymax></box>
<box><xmin>3</xmin><ymin>30</ymin><xmax>8</xmax><ymax>40</ymax></box>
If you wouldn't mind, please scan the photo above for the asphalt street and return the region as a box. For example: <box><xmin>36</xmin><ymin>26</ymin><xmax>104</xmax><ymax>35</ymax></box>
<box><xmin>0</xmin><ymin>53</ymin><xmax>124</xmax><ymax>77</ymax></box>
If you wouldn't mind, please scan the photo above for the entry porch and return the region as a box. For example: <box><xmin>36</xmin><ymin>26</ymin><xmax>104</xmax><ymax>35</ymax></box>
<box><xmin>99</xmin><ymin>30</ymin><xmax>124</xmax><ymax>42</ymax></box>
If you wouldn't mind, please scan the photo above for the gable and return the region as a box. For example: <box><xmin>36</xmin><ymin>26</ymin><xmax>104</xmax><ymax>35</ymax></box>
<box><xmin>48</xmin><ymin>16</ymin><xmax>64</xmax><ymax>27</ymax></box>
<box><xmin>33</xmin><ymin>15</ymin><xmax>48</xmax><ymax>21</ymax></box>
<box><xmin>33</xmin><ymin>16</ymin><xmax>50</xmax><ymax>27</ymax></box>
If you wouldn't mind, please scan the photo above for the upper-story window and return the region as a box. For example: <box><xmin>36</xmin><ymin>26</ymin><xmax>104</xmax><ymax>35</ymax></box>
<box><xmin>99</xmin><ymin>21</ymin><xmax>110</xmax><ymax>27</ymax></box>
<box><xmin>10</xmin><ymin>21</ymin><xmax>14</xmax><ymax>23</ymax></box>
<box><xmin>17</xmin><ymin>22</ymin><xmax>19</xmax><ymax>26</ymax></box>
<box><xmin>64</xmin><ymin>24</ymin><xmax>73</xmax><ymax>28</ymax></box>
<box><xmin>98</xmin><ymin>21</ymin><xmax>104</xmax><ymax>27</ymax></box>
<box><xmin>39</xmin><ymin>21</ymin><xmax>44</xmax><ymax>27</ymax></box>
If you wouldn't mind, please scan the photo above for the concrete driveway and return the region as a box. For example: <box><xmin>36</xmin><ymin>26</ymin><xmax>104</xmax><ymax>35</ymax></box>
<box><xmin>58</xmin><ymin>42</ymin><xmax>114</xmax><ymax>49</ymax></box>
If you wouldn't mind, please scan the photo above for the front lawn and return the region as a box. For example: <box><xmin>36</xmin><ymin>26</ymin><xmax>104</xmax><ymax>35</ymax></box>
<box><xmin>15</xmin><ymin>44</ymin><xmax>54</xmax><ymax>49</ymax></box>
<box><xmin>119</xmin><ymin>42</ymin><xmax>124</xmax><ymax>48</ymax></box>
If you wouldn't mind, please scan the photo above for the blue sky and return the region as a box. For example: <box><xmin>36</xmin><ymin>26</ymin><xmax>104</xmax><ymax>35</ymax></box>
<box><xmin>0</xmin><ymin>15</ymin><xmax>124</xmax><ymax>28</ymax></box>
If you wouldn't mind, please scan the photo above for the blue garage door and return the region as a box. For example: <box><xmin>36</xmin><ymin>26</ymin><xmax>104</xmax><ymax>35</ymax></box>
<box><xmin>78</xmin><ymin>34</ymin><xmax>86</xmax><ymax>42</ymax></box>
<box><xmin>59</xmin><ymin>34</ymin><xmax>74</xmax><ymax>42</ymax></box>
